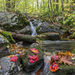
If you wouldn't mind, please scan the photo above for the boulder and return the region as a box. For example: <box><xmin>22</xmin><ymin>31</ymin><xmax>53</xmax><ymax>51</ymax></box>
<box><xmin>48</xmin><ymin>60</ymin><xmax>75</xmax><ymax>75</ymax></box>
<box><xmin>36</xmin><ymin>32</ymin><xmax>60</xmax><ymax>40</ymax></box>
<box><xmin>21</xmin><ymin>44</ymin><xmax>44</xmax><ymax>72</ymax></box>
<box><xmin>17</xmin><ymin>26</ymin><xmax>32</xmax><ymax>35</ymax></box>
<box><xmin>0</xmin><ymin>55</ymin><xmax>20</xmax><ymax>75</ymax></box>
<box><xmin>0</xmin><ymin>34</ymin><xmax>9</xmax><ymax>52</ymax></box>
<box><xmin>0</xmin><ymin>11</ymin><xmax>29</xmax><ymax>31</ymax></box>
<box><xmin>1</xmin><ymin>31</ymin><xmax>15</xmax><ymax>43</ymax></box>
<box><xmin>32</xmin><ymin>19</ymin><xmax>42</xmax><ymax>27</ymax></box>
<box><xmin>36</xmin><ymin>22</ymin><xmax>53</xmax><ymax>34</ymax></box>
<box><xmin>59</xmin><ymin>29</ymin><xmax>69</xmax><ymax>37</ymax></box>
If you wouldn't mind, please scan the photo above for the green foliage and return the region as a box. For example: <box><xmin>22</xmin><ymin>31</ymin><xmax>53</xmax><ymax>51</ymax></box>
<box><xmin>0</xmin><ymin>0</ymin><xmax>75</xmax><ymax>31</ymax></box>
<box><xmin>61</xmin><ymin>26</ymin><xmax>69</xmax><ymax>32</ymax></box>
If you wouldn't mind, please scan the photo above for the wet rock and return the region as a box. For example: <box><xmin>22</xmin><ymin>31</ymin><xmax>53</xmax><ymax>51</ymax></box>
<box><xmin>1</xmin><ymin>56</ymin><xmax>18</xmax><ymax>75</ymax></box>
<box><xmin>1</xmin><ymin>31</ymin><xmax>15</xmax><ymax>43</ymax></box>
<box><xmin>32</xmin><ymin>19</ymin><xmax>42</xmax><ymax>27</ymax></box>
<box><xmin>30</xmin><ymin>43</ymin><xmax>39</xmax><ymax>48</ymax></box>
<box><xmin>22</xmin><ymin>45</ymin><xmax>44</xmax><ymax>72</ymax></box>
<box><xmin>59</xmin><ymin>29</ymin><xmax>69</xmax><ymax>37</ymax></box>
<box><xmin>0</xmin><ymin>54</ymin><xmax>22</xmax><ymax>75</ymax></box>
<box><xmin>0</xmin><ymin>34</ymin><xmax>9</xmax><ymax>52</ymax></box>
<box><xmin>17</xmin><ymin>26</ymin><xmax>32</xmax><ymax>35</ymax></box>
<box><xmin>36</xmin><ymin>22</ymin><xmax>53</xmax><ymax>34</ymax></box>
<box><xmin>48</xmin><ymin>61</ymin><xmax>75</xmax><ymax>75</ymax></box>
<box><xmin>0</xmin><ymin>11</ymin><xmax>29</xmax><ymax>31</ymax></box>
<box><xmin>36</xmin><ymin>32</ymin><xmax>60</xmax><ymax>40</ymax></box>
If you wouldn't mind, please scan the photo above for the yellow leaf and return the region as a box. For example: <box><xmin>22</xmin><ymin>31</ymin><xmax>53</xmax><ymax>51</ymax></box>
<box><xmin>7</xmin><ymin>55</ymin><xmax>14</xmax><ymax>58</ymax></box>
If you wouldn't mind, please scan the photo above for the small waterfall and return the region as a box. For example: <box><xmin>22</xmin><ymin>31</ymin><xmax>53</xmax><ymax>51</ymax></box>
<box><xmin>30</xmin><ymin>21</ymin><xmax>37</xmax><ymax>36</ymax></box>
<box><xmin>29</xmin><ymin>20</ymin><xmax>42</xmax><ymax>36</ymax></box>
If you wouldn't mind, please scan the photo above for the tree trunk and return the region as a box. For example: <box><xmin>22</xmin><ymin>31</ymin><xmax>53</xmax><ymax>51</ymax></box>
<box><xmin>6</xmin><ymin>0</ymin><xmax>15</xmax><ymax>11</ymax></box>
<box><xmin>66</xmin><ymin>0</ymin><xmax>68</xmax><ymax>3</ymax></box>
<box><xmin>50</xmin><ymin>0</ymin><xmax>53</xmax><ymax>17</ymax></box>
<box><xmin>6</xmin><ymin>0</ymin><xmax>11</xmax><ymax>11</ymax></box>
<box><xmin>48</xmin><ymin>0</ymin><xmax>50</xmax><ymax>12</ymax></box>
<box><xmin>53</xmin><ymin>0</ymin><xmax>55</xmax><ymax>11</ymax></box>
<box><xmin>43</xmin><ymin>0</ymin><xmax>45</xmax><ymax>13</ymax></box>
<box><xmin>56</xmin><ymin>0</ymin><xmax>59</xmax><ymax>12</ymax></box>
<box><xmin>37</xmin><ymin>0</ymin><xmax>39</xmax><ymax>9</ymax></box>
<box><xmin>61</xmin><ymin>0</ymin><xmax>65</xmax><ymax>25</ymax></box>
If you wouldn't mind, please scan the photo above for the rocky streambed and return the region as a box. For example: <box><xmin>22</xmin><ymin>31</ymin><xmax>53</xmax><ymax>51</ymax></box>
<box><xmin>0</xmin><ymin>41</ymin><xmax>75</xmax><ymax>75</ymax></box>
<box><xmin>0</xmin><ymin>11</ymin><xmax>75</xmax><ymax>75</ymax></box>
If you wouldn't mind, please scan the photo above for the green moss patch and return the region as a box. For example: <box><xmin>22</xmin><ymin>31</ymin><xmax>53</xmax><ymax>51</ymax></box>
<box><xmin>1</xmin><ymin>31</ymin><xmax>15</xmax><ymax>43</ymax></box>
<box><xmin>49</xmin><ymin>25</ymin><xmax>54</xmax><ymax>29</ymax></box>
<box><xmin>61</xmin><ymin>26</ymin><xmax>69</xmax><ymax>32</ymax></box>
<box><xmin>61</xmin><ymin>38</ymin><xmax>69</xmax><ymax>41</ymax></box>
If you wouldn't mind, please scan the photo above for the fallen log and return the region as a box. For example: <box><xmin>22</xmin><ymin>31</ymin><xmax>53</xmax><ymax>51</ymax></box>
<box><xmin>10</xmin><ymin>32</ymin><xmax>60</xmax><ymax>43</ymax></box>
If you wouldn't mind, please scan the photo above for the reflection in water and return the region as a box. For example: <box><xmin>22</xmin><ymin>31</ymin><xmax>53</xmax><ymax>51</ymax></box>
<box><xmin>42</xmin><ymin>41</ymin><xmax>75</xmax><ymax>53</ymax></box>
<box><xmin>39</xmin><ymin>55</ymin><xmax>52</xmax><ymax>75</ymax></box>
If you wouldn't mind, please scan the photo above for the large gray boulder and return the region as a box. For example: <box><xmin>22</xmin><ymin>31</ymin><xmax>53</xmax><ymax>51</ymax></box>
<box><xmin>17</xmin><ymin>26</ymin><xmax>32</xmax><ymax>35</ymax></box>
<box><xmin>0</xmin><ymin>54</ymin><xmax>22</xmax><ymax>75</ymax></box>
<box><xmin>0</xmin><ymin>11</ymin><xmax>29</xmax><ymax>31</ymax></box>
<box><xmin>0</xmin><ymin>34</ymin><xmax>9</xmax><ymax>52</ymax></box>
<box><xmin>1</xmin><ymin>56</ymin><xmax>18</xmax><ymax>75</ymax></box>
<box><xmin>36</xmin><ymin>22</ymin><xmax>53</xmax><ymax>34</ymax></box>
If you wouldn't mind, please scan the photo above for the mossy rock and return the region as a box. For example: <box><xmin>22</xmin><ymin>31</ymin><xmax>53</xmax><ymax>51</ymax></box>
<box><xmin>36</xmin><ymin>32</ymin><xmax>60</xmax><ymax>40</ymax></box>
<box><xmin>61</xmin><ymin>38</ymin><xmax>69</xmax><ymax>41</ymax></box>
<box><xmin>49</xmin><ymin>25</ymin><xmax>54</xmax><ymax>29</ymax></box>
<box><xmin>69</xmin><ymin>35</ymin><xmax>75</xmax><ymax>39</ymax></box>
<box><xmin>22</xmin><ymin>45</ymin><xmax>44</xmax><ymax>72</ymax></box>
<box><xmin>36</xmin><ymin>26</ymin><xmax>41</xmax><ymax>33</ymax></box>
<box><xmin>49</xmin><ymin>59</ymin><xmax>75</xmax><ymax>75</ymax></box>
<box><xmin>60</xmin><ymin>26</ymin><xmax>69</xmax><ymax>32</ymax></box>
<box><xmin>1</xmin><ymin>11</ymin><xmax>29</xmax><ymax>31</ymax></box>
<box><xmin>1</xmin><ymin>31</ymin><xmax>15</xmax><ymax>43</ymax></box>
<box><xmin>0</xmin><ymin>34</ymin><xmax>10</xmax><ymax>51</ymax></box>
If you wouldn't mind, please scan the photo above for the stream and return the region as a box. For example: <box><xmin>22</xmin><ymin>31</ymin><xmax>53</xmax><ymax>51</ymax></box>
<box><xmin>1</xmin><ymin>41</ymin><xmax>75</xmax><ymax>75</ymax></box>
<box><xmin>16</xmin><ymin>41</ymin><xmax>75</xmax><ymax>75</ymax></box>
<box><xmin>29</xmin><ymin>19</ymin><xmax>42</xmax><ymax>36</ymax></box>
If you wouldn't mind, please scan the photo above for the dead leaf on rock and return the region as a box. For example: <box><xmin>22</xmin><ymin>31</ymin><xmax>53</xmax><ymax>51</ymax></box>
<box><xmin>59</xmin><ymin>56</ymin><xmax>75</xmax><ymax>66</ymax></box>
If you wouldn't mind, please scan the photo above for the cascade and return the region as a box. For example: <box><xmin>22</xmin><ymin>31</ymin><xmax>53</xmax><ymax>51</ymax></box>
<box><xmin>29</xmin><ymin>20</ymin><xmax>42</xmax><ymax>36</ymax></box>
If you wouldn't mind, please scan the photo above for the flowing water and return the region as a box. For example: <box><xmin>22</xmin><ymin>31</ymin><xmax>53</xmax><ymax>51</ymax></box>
<box><xmin>42</xmin><ymin>41</ymin><xmax>75</xmax><ymax>53</ymax></box>
<box><xmin>30</xmin><ymin>21</ymin><xmax>37</xmax><ymax>36</ymax></box>
<box><xmin>1</xmin><ymin>41</ymin><xmax>75</xmax><ymax>75</ymax></box>
<box><xmin>17</xmin><ymin>41</ymin><xmax>75</xmax><ymax>75</ymax></box>
<box><xmin>29</xmin><ymin>19</ymin><xmax>42</xmax><ymax>36</ymax></box>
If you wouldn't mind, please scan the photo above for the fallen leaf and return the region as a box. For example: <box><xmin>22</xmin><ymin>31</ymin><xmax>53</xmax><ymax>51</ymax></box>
<box><xmin>59</xmin><ymin>56</ymin><xmax>75</xmax><ymax>66</ymax></box>
<box><xmin>7</xmin><ymin>55</ymin><xmax>14</xmax><ymax>58</ymax></box>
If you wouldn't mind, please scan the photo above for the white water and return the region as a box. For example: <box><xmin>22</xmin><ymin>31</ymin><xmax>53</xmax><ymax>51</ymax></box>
<box><xmin>29</xmin><ymin>21</ymin><xmax>42</xmax><ymax>36</ymax></box>
<box><xmin>30</xmin><ymin>21</ymin><xmax>37</xmax><ymax>36</ymax></box>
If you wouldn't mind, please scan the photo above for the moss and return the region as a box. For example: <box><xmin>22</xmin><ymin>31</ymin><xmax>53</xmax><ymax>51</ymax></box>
<box><xmin>43</xmin><ymin>18</ymin><xmax>49</xmax><ymax>21</ymax></box>
<box><xmin>1</xmin><ymin>31</ymin><xmax>15</xmax><ymax>43</ymax></box>
<box><xmin>61</xmin><ymin>38</ymin><xmax>69</xmax><ymax>41</ymax></box>
<box><xmin>49</xmin><ymin>25</ymin><xmax>54</xmax><ymax>29</ymax></box>
<box><xmin>61</xmin><ymin>26</ymin><xmax>69</xmax><ymax>32</ymax></box>
<box><xmin>51</xmin><ymin>59</ymin><xmax>75</xmax><ymax>75</ymax></box>
<box><xmin>25</xmin><ymin>20</ymin><xmax>29</xmax><ymax>24</ymax></box>
<box><xmin>69</xmin><ymin>35</ymin><xmax>75</xmax><ymax>39</ymax></box>
<box><xmin>36</xmin><ymin>26</ymin><xmax>41</xmax><ymax>32</ymax></box>
<box><xmin>0</xmin><ymin>34</ymin><xmax>10</xmax><ymax>47</ymax></box>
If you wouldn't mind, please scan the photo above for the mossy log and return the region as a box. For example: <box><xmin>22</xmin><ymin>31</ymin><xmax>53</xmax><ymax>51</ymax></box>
<box><xmin>11</xmin><ymin>32</ymin><xmax>60</xmax><ymax>43</ymax></box>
